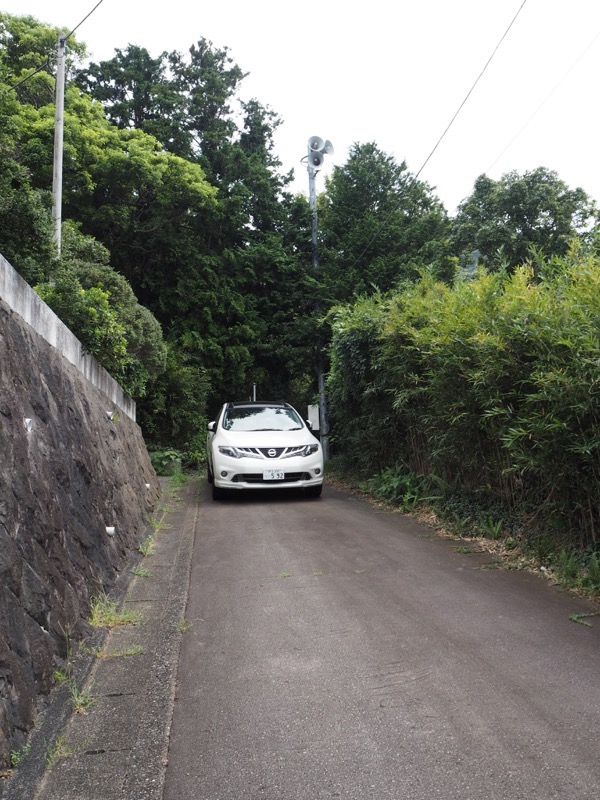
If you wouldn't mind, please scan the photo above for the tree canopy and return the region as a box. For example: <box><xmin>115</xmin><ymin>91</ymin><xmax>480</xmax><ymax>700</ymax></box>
<box><xmin>451</xmin><ymin>168</ymin><xmax>600</xmax><ymax>272</ymax></box>
<box><xmin>3</xmin><ymin>11</ymin><xmax>600</xmax><ymax>468</ymax></box>
<box><xmin>319</xmin><ymin>142</ymin><xmax>454</xmax><ymax>302</ymax></box>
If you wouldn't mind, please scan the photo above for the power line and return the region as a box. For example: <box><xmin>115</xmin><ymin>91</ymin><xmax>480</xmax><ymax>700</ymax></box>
<box><xmin>3</xmin><ymin>0</ymin><xmax>106</xmax><ymax>95</ymax></box>
<box><xmin>346</xmin><ymin>0</ymin><xmax>529</xmax><ymax>270</ymax></box>
<box><xmin>414</xmin><ymin>0</ymin><xmax>528</xmax><ymax>183</ymax></box>
<box><xmin>62</xmin><ymin>0</ymin><xmax>106</xmax><ymax>44</ymax></box>
<box><xmin>486</xmin><ymin>28</ymin><xmax>600</xmax><ymax>174</ymax></box>
<box><xmin>51</xmin><ymin>0</ymin><xmax>105</xmax><ymax>257</ymax></box>
<box><xmin>3</xmin><ymin>59</ymin><xmax>51</xmax><ymax>94</ymax></box>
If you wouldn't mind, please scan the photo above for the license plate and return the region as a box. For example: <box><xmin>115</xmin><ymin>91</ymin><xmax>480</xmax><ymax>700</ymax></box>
<box><xmin>263</xmin><ymin>469</ymin><xmax>284</xmax><ymax>480</ymax></box>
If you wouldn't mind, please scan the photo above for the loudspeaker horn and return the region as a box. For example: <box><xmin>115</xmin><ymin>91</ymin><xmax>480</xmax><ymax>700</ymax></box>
<box><xmin>322</xmin><ymin>139</ymin><xmax>334</xmax><ymax>156</ymax></box>
<box><xmin>308</xmin><ymin>135</ymin><xmax>324</xmax><ymax>152</ymax></box>
<box><xmin>308</xmin><ymin>150</ymin><xmax>325</xmax><ymax>169</ymax></box>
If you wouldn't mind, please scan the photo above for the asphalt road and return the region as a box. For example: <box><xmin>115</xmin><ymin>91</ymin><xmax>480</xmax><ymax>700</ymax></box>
<box><xmin>163</xmin><ymin>483</ymin><xmax>600</xmax><ymax>800</ymax></box>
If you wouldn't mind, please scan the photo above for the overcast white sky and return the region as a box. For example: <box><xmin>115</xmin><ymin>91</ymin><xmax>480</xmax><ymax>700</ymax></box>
<box><xmin>4</xmin><ymin>0</ymin><xmax>600</xmax><ymax>213</ymax></box>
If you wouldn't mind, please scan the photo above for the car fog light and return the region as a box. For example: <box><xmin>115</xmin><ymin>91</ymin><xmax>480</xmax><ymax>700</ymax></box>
<box><xmin>315</xmin><ymin>468</ymin><xmax>321</xmax><ymax>475</ymax></box>
<box><xmin>221</xmin><ymin>471</ymin><xmax>228</xmax><ymax>478</ymax></box>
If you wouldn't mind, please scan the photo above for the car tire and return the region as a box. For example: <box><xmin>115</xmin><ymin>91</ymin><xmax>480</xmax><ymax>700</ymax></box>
<box><xmin>304</xmin><ymin>484</ymin><xmax>323</xmax><ymax>499</ymax></box>
<box><xmin>207</xmin><ymin>462</ymin><xmax>213</xmax><ymax>484</ymax></box>
<box><xmin>212</xmin><ymin>484</ymin><xmax>226</xmax><ymax>501</ymax></box>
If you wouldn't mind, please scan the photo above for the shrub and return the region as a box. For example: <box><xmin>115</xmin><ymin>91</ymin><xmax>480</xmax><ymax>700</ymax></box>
<box><xmin>328</xmin><ymin>251</ymin><xmax>600</xmax><ymax>548</ymax></box>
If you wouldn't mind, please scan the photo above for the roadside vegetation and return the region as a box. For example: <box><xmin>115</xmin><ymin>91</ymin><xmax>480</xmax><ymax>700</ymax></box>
<box><xmin>2</xmin><ymin>12</ymin><xmax>599</xmax><ymax>585</ymax></box>
<box><xmin>329</xmin><ymin>459</ymin><xmax>600</xmax><ymax>599</ymax></box>
<box><xmin>89</xmin><ymin>594</ymin><xmax>142</xmax><ymax>628</ymax></box>
<box><xmin>327</xmin><ymin>249</ymin><xmax>600</xmax><ymax>596</ymax></box>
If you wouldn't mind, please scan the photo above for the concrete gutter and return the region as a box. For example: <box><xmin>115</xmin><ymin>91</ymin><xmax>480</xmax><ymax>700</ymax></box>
<box><xmin>1</xmin><ymin>477</ymin><xmax>198</xmax><ymax>800</ymax></box>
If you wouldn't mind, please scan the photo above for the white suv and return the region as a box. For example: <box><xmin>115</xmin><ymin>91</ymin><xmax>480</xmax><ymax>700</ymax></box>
<box><xmin>207</xmin><ymin>401</ymin><xmax>324</xmax><ymax>499</ymax></box>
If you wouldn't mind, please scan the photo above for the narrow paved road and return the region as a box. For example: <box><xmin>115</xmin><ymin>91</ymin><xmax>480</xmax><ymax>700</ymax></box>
<box><xmin>163</xmin><ymin>483</ymin><xmax>600</xmax><ymax>800</ymax></box>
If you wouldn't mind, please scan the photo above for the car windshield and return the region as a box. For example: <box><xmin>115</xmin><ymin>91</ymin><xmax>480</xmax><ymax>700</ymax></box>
<box><xmin>222</xmin><ymin>406</ymin><xmax>303</xmax><ymax>432</ymax></box>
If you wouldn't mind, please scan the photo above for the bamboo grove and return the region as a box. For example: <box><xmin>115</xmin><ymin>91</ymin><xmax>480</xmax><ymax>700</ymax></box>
<box><xmin>328</xmin><ymin>251</ymin><xmax>600</xmax><ymax>553</ymax></box>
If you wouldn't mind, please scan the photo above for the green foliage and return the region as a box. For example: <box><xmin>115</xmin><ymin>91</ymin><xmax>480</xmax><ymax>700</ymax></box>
<box><xmin>555</xmin><ymin>549</ymin><xmax>580</xmax><ymax>583</ymax></box>
<box><xmin>451</xmin><ymin>169</ymin><xmax>600</xmax><ymax>272</ymax></box>
<box><xmin>89</xmin><ymin>594</ymin><xmax>142</xmax><ymax>628</ymax></box>
<box><xmin>541</xmin><ymin>547</ymin><xmax>600</xmax><ymax>594</ymax></box>
<box><xmin>137</xmin><ymin>342</ymin><xmax>210</xmax><ymax>455</ymax></box>
<box><xmin>587</xmin><ymin>552</ymin><xmax>600</xmax><ymax>588</ymax></box>
<box><xmin>569</xmin><ymin>613</ymin><xmax>600</xmax><ymax>627</ymax></box>
<box><xmin>10</xmin><ymin>743</ymin><xmax>30</xmax><ymax>767</ymax></box>
<box><xmin>477</xmin><ymin>513</ymin><xmax>503</xmax><ymax>540</ymax></box>
<box><xmin>319</xmin><ymin>142</ymin><xmax>453</xmax><ymax>303</ymax></box>
<box><xmin>328</xmin><ymin>250</ymin><xmax>600</xmax><ymax>548</ymax></box>
<box><xmin>0</xmin><ymin>12</ymin><xmax>86</xmax><ymax>77</ymax></box>
<box><xmin>361</xmin><ymin>465</ymin><xmax>440</xmax><ymax>510</ymax></box>
<box><xmin>73</xmin><ymin>37</ymin><xmax>309</xmax><ymax>411</ymax></box>
<box><xmin>327</xmin><ymin>293</ymin><xmax>398</xmax><ymax>473</ymax></box>
<box><xmin>76</xmin><ymin>39</ymin><xmax>247</xmax><ymax>166</ymax></box>
<box><xmin>60</xmin><ymin>223</ymin><xmax>167</xmax><ymax>397</ymax></box>
<box><xmin>148</xmin><ymin>448</ymin><xmax>185</xmax><ymax>476</ymax></box>
<box><xmin>0</xmin><ymin>88</ymin><xmax>57</xmax><ymax>282</ymax></box>
<box><xmin>33</xmin><ymin>226</ymin><xmax>167</xmax><ymax>399</ymax></box>
<box><xmin>69</xmin><ymin>680</ymin><xmax>96</xmax><ymax>714</ymax></box>
<box><xmin>35</xmin><ymin>267</ymin><xmax>129</xmax><ymax>365</ymax></box>
<box><xmin>1</xmin><ymin>15</ymin><xmax>452</xmax><ymax>451</ymax></box>
<box><xmin>75</xmin><ymin>44</ymin><xmax>191</xmax><ymax>153</ymax></box>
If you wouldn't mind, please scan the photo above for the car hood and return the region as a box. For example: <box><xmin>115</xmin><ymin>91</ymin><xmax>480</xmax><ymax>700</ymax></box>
<box><xmin>215</xmin><ymin>429</ymin><xmax>319</xmax><ymax>448</ymax></box>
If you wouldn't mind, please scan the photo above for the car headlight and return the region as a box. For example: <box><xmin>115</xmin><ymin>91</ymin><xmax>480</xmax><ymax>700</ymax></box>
<box><xmin>217</xmin><ymin>446</ymin><xmax>261</xmax><ymax>459</ymax></box>
<box><xmin>282</xmin><ymin>444</ymin><xmax>320</xmax><ymax>458</ymax></box>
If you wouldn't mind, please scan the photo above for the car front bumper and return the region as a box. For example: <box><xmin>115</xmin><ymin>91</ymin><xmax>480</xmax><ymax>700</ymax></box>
<box><xmin>212</xmin><ymin>454</ymin><xmax>324</xmax><ymax>490</ymax></box>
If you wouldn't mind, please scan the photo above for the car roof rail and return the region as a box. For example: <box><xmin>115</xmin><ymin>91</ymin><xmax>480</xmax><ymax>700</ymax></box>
<box><xmin>227</xmin><ymin>400</ymin><xmax>290</xmax><ymax>407</ymax></box>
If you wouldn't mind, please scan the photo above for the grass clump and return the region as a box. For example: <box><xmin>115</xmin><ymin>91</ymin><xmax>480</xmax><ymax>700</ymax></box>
<box><xmin>69</xmin><ymin>681</ymin><xmax>96</xmax><ymax>714</ymax></box>
<box><xmin>359</xmin><ymin>465</ymin><xmax>440</xmax><ymax>511</ymax></box>
<box><xmin>174</xmin><ymin>618</ymin><xmax>193</xmax><ymax>633</ymax></box>
<box><xmin>89</xmin><ymin>594</ymin><xmax>142</xmax><ymax>629</ymax></box>
<box><xmin>137</xmin><ymin>535</ymin><xmax>155</xmax><ymax>557</ymax></box>
<box><xmin>10</xmin><ymin>744</ymin><xmax>30</xmax><ymax>768</ymax></box>
<box><xmin>169</xmin><ymin>468</ymin><xmax>188</xmax><ymax>488</ymax></box>
<box><xmin>130</xmin><ymin>566</ymin><xmax>151</xmax><ymax>578</ymax></box>
<box><xmin>150</xmin><ymin>517</ymin><xmax>171</xmax><ymax>532</ymax></box>
<box><xmin>45</xmin><ymin>735</ymin><xmax>74</xmax><ymax>766</ymax></box>
<box><xmin>99</xmin><ymin>645</ymin><xmax>145</xmax><ymax>659</ymax></box>
<box><xmin>53</xmin><ymin>666</ymin><xmax>71</xmax><ymax>683</ymax></box>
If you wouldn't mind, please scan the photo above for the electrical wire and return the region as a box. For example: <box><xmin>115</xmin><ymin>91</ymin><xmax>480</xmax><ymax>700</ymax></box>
<box><xmin>346</xmin><ymin>0</ymin><xmax>529</xmax><ymax>270</ymax></box>
<box><xmin>3</xmin><ymin>0</ymin><xmax>106</xmax><ymax>94</ymax></box>
<box><xmin>62</xmin><ymin>0</ymin><xmax>106</xmax><ymax>44</ymax></box>
<box><xmin>3</xmin><ymin>59</ymin><xmax>51</xmax><ymax>94</ymax></box>
<box><xmin>486</xmin><ymin>28</ymin><xmax>600</xmax><ymax>173</ymax></box>
<box><xmin>414</xmin><ymin>0</ymin><xmax>528</xmax><ymax>183</ymax></box>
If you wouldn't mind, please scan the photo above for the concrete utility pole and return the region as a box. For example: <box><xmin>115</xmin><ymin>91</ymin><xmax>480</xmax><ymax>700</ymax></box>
<box><xmin>306</xmin><ymin>136</ymin><xmax>334</xmax><ymax>460</ymax></box>
<box><xmin>52</xmin><ymin>35</ymin><xmax>67</xmax><ymax>257</ymax></box>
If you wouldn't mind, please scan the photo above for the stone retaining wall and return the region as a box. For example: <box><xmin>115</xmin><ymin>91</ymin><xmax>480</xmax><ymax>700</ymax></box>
<box><xmin>0</xmin><ymin>288</ymin><xmax>159</xmax><ymax>771</ymax></box>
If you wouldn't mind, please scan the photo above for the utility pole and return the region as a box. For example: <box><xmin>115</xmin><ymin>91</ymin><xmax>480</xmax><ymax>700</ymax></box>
<box><xmin>306</xmin><ymin>136</ymin><xmax>333</xmax><ymax>460</ymax></box>
<box><xmin>52</xmin><ymin>35</ymin><xmax>67</xmax><ymax>257</ymax></box>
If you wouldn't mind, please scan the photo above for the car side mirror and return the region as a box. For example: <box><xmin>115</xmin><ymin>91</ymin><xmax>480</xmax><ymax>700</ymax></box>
<box><xmin>305</xmin><ymin>420</ymin><xmax>313</xmax><ymax>430</ymax></box>
<box><xmin>207</xmin><ymin>421</ymin><xmax>216</xmax><ymax>432</ymax></box>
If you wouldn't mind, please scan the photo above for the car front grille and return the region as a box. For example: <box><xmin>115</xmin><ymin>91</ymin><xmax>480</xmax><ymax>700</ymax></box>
<box><xmin>236</xmin><ymin>447</ymin><xmax>307</xmax><ymax>459</ymax></box>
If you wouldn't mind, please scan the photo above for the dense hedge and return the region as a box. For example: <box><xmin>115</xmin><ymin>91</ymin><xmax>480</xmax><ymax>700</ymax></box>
<box><xmin>328</xmin><ymin>249</ymin><xmax>600</xmax><ymax>547</ymax></box>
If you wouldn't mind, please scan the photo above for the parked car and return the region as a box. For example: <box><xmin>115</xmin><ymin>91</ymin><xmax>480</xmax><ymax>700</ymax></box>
<box><xmin>207</xmin><ymin>401</ymin><xmax>324</xmax><ymax>499</ymax></box>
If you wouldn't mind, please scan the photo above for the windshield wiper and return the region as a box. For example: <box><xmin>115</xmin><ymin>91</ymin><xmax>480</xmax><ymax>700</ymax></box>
<box><xmin>247</xmin><ymin>426</ymin><xmax>302</xmax><ymax>431</ymax></box>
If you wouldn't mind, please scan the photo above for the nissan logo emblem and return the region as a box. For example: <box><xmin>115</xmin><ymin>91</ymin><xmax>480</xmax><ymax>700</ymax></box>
<box><xmin>268</xmin><ymin>449</ymin><xmax>277</xmax><ymax>457</ymax></box>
